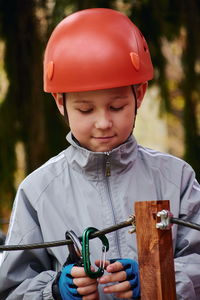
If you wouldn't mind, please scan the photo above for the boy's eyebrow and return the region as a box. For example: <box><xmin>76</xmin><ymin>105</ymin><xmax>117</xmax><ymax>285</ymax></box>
<box><xmin>110</xmin><ymin>95</ymin><xmax>128</xmax><ymax>100</ymax></box>
<box><xmin>73</xmin><ymin>95</ymin><xmax>128</xmax><ymax>103</ymax></box>
<box><xmin>73</xmin><ymin>100</ymin><xmax>92</xmax><ymax>104</ymax></box>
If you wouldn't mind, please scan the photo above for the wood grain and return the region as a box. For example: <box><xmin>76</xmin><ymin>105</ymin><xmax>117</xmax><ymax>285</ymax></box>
<box><xmin>135</xmin><ymin>200</ymin><xmax>176</xmax><ymax>300</ymax></box>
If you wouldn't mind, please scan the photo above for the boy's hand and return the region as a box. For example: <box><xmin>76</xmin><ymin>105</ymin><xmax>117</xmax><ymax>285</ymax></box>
<box><xmin>58</xmin><ymin>264</ymin><xmax>99</xmax><ymax>300</ymax></box>
<box><xmin>97</xmin><ymin>258</ymin><xmax>140</xmax><ymax>299</ymax></box>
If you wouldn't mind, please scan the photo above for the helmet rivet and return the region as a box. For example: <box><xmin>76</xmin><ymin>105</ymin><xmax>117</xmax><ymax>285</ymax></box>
<box><xmin>47</xmin><ymin>61</ymin><xmax>54</xmax><ymax>80</ymax></box>
<box><xmin>130</xmin><ymin>52</ymin><xmax>140</xmax><ymax>71</ymax></box>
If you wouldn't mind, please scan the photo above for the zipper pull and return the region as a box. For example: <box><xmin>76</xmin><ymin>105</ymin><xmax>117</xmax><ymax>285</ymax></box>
<box><xmin>105</xmin><ymin>153</ymin><xmax>111</xmax><ymax>177</ymax></box>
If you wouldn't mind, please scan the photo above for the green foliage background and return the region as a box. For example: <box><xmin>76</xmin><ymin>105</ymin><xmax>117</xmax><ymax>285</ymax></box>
<box><xmin>0</xmin><ymin>0</ymin><xmax>199</xmax><ymax>220</ymax></box>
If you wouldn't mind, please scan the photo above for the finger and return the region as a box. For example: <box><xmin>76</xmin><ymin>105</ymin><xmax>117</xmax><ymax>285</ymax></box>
<box><xmin>71</xmin><ymin>266</ymin><xmax>88</xmax><ymax>278</ymax></box>
<box><xmin>73</xmin><ymin>276</ymin><xmax>97</xmax><ymax>287</ymax></box>
<box><xmin>95</xmin><ymin>259</ymin><xmax>110</xmax><ymax>268</ymax></box>
<box><xmin>106</xmin><ymin>261</ymin><xmax>124</xmax><ymax>273</ymax></box>
<box><xmin>115</xmin><ymin>290</ymin><xmax>133</xmax><ymax>299</ymax></box>
<box><xmin>77</xmin><ymin>282</ymin><xmax>98</xmax><ymax>296</ymax></box>
<box><xmin>99</xmin><ymin>270</ymin><xmax>126</xmax><ymax>284</ymax></box>
<box><xmin>71</xmin><ymin>264</ymin><xmax>97</xmax><ymax>278</ymax></box>
<box><xmin>103</xmin><ymin>281</ymin><xmax>131</xmax><ymax>294</ymax></box>
<box><xmin>82</xmin><ymin>291</ymin><xmax>99</xmax><ymax>300</ymax></box>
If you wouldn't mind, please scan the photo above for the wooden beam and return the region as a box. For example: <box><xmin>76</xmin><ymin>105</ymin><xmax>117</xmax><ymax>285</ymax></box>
<box><xmin>135</xmin><ymin>200</ymin><xmax>176</xmax><ymax>300</ymax></box>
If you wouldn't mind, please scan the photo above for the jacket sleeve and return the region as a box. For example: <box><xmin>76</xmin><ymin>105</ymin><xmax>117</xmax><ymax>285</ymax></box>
<box><xmin>174</xmin><ymin>163</ymin><xmax>200</xmax><ymax>300</ymax></box>
<box><xmin>0</xmin><ymin>187</ymin><xmax>57</xmax><ymax>300</ymax></box>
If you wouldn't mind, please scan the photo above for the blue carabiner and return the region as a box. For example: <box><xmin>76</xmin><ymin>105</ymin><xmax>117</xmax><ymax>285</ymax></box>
<box><xmin>82</xmin><ymin>227</ymin><xmax>109</xmax><ymax>279</ymax></box>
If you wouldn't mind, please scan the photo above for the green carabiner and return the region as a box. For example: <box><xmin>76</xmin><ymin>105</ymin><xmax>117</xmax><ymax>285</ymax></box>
<box><xmin>82</xmin><ymin>227</ymin><xmax>109</xmax><ymax>279</ymax></box>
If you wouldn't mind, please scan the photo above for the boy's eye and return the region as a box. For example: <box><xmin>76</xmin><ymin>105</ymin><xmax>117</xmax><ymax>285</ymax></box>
<box><xmin>78</xmin><ymin>108</ymin><xmax>93</xmax><ymax>114</ymax></box>
<box><xmin>110</xmin><ymin>106</ymin><xmax>124</xmax><ymax>111</ymax></box>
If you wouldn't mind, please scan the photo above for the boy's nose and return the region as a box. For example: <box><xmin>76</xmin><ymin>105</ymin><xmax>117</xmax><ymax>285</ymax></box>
<box><xmin>95</xmin><ymin>113</ymin><xmax>112</xmax><ymax>130</ymax></box>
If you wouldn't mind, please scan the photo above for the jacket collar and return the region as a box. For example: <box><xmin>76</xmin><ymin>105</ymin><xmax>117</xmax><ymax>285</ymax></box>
<box><xmin>65</xmin><ymin>132</ymin><xmax>138</xmax><ymax>180</ymax></box>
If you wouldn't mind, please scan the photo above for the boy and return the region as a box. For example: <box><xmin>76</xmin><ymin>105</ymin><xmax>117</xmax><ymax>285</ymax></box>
<box><xmin>0</xmin><ymin>8</ymin><xmax>200</xmax><ymax>300</ymax></box>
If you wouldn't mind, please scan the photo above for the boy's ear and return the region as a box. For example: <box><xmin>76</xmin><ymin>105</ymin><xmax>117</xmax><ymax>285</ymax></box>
<box><xmin>52</xmin><ymin>93</ymin><xmax>64</xmax><ymax>116</ymax></box>
<box><xmin>136</xmin><ymin>82</ymin><xmax>148</xmax><ymax>108</ymax></box>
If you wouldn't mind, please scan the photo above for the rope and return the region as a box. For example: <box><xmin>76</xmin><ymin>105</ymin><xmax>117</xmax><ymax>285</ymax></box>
<box><xmin>1</xmin><ymin>216</ymin><xmax>200</xmax><ymax>252</ymax></box>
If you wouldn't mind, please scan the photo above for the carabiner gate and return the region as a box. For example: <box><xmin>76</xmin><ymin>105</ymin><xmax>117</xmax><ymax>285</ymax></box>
<box><xmin>82</xmin><ymin>227</ymin><xmax>109</xmax><ymax>279</ymax></box>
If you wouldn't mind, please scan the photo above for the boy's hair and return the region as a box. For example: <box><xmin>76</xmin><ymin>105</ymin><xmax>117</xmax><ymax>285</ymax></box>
<box><xmin>43</xmin><ymin>8</ymin><xmax>153</xmax><ymax>94</ymax></box>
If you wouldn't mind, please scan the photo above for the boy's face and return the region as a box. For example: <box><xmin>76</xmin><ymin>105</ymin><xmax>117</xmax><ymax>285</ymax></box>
<box><xmin>54</xmin><ymin>85</ymin><xmax>146</xmax><ymax>152</ymax></box>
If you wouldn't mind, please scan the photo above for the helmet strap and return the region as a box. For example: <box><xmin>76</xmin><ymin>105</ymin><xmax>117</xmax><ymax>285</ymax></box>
<box><xmin>131</xmin><ymin>85</ymin><xmax>138</xmax><ymax>116</ymax></box>
<box><xmin>62</xmin><ymin>93</ymin><xmax>69</xmax><ymax>124</ymax></box>
<box><xmin>131</xmin><ymin>85</ymin><xmax>138</xmax><ymax>131</ymax></box>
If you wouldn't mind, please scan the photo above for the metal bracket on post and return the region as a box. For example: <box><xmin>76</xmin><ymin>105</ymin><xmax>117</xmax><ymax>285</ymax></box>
<box><xmin>156</xmin><ymin>210</ymin><xmax>173</xmax><ymax>230</ymax></box>
<box><xmin>127</xmin><ymin>215</ymin><xmax>136</xmax><ymax>234</ymax></box>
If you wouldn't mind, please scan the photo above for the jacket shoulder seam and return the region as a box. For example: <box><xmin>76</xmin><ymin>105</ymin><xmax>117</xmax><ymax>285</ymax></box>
<box><xmin>138</xmin><ymin>147</ymin><xmax>183</xmax><ymax>190</ymax></box>
<box><xmin>34</xmin><ymin>160</ymin><xmax>68</xmax><ymax>206</ymax></box>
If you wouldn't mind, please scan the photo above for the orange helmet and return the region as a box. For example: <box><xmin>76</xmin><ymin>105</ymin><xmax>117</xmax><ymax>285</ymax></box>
<box><xmin>44</xmin><ymin>8</ymin><xmax>153</xmax><ymax>93</ymax></box>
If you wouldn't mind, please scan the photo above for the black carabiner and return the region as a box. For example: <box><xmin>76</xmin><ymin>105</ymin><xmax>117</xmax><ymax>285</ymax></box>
<box><xmin>82</xmin><ymin>227</ymin><xmax>109</xmax><ymax>279</ymax></box>
<box><xmin>65</xmin><ymin>230</ymin><xmax>83</xmax><ymax>266</ymax></box>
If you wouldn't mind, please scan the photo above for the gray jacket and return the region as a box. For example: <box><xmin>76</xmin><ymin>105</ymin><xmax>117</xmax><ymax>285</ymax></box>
<box><xmin>0</xmin><ymin>133</ymin><xmax>200</xmax><ymax>300</ymax></box>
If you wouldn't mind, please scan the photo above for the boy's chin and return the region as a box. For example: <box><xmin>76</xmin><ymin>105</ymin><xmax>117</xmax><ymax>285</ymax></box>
<box><xmin>88</xmin><ymin>143</ymin><xmax>120</xmax><ymax>153</ymax></box>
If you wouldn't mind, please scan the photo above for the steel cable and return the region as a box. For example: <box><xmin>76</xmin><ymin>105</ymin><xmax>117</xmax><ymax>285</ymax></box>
<box><xmin>170</xmin><ymin>218</ymin><xmax>200</xmax><ymax>231</ymax></box>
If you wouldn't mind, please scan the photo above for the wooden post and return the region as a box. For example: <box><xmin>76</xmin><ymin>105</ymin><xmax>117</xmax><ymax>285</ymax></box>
<box><xmin>135</xmin><ymin>200</ymin><xmax>176</xmax><ymax>300</ymax></box>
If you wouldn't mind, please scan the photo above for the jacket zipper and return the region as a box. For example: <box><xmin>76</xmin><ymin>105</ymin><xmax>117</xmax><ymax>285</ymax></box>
<box><xmin>104</xmin><ymin>153</ymin><xmax>121</xmax><ymax>258</ymax></box>
<box><xmin>105</xmin><ymin>152</ymin><xmax>111</xmax><ymax>177</ymax></box>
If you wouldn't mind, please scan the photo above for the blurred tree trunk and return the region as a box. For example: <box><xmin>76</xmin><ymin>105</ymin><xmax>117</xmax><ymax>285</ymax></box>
<box><xmin>0</xmin><ymin>0</ymin><xmax>67</xmax><ymax>214</ymax></box>
<box><xmin>0</xmin><ymin>0</ymin><xmax>46</xmax><ymax>213</ymax></box>
<box><xmin>181</xmin><ymin>0</ymin><xmax>200</xmax><ymax>180</ymax></box>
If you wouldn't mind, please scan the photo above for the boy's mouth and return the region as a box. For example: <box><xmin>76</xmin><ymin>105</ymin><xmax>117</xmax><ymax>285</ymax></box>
<box><xmin>93</xmin><ymin>135</ymin><xmax>115</xmax><ymax>139</ymax></box>
<box><xmin>93</xmin><ymin>135</ymin><xmax>116</xmax><ymax>141</ymax></box>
